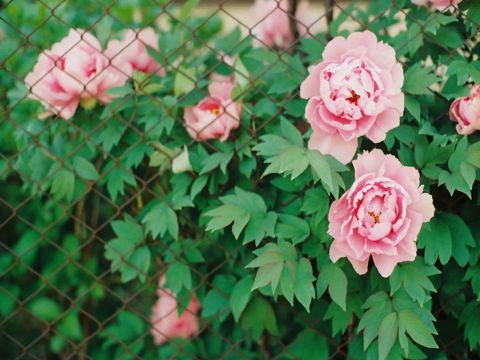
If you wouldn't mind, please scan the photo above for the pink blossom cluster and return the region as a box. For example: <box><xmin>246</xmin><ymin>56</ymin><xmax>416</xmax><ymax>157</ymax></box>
<box><xmin>25</xmin><ymin>28</ymin><xmax>163</xmax><ymax>120</ymax></box>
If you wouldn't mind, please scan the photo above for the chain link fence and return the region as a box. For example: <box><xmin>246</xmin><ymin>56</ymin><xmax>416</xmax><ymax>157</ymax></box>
<box><xmin>1</xmin><ymin>0</ymin><xmax>479</xmax><ymax>359</ymax></box>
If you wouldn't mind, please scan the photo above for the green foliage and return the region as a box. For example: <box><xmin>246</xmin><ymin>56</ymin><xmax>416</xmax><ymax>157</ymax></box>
<box><xmin>105</xmin><ymin>216</ymin><xmax>150</xmax><ymax>283</ymax></box>
<box><xmin>254</xmin><ymin>119</ymin><xmax>347</xmax><ymax>198</ymax></box>
<box><xmin>246</xmin><ymin>242</ymin><xmax>316</xmax><ymax>312</ymax></box>
<box><xmin>2</xmin><ymin>0</ymin><xmax>480</xmax><ymax>358</ymax></box>
<box><xmin>205</xmin><ymin>187</ymin><xmax>277</xmax><ymax>245</ymax></box>
<box><xmin>316</xmin><ymin>262</ymin><xmax>348</xmax><ymax>311</ymax></box>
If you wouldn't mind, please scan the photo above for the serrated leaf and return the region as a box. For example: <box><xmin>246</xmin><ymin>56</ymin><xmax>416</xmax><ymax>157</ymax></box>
<box><xmin>440</xmin><ymin>213</ymin><xmax>475</xmax><ymax>267</ymax></box>
<box><xmin>316</xmin><ymin>263</ymin><xmax>347</xmax><ymax>311</ymax></box>
<box><xmin>418</xmin><ymin>217</ymin><xmax>452</xmax><ymax>265</ymax></box>
<box><xmin>276</xmin><ymin>214</ymin><xmax>310</xmax><ymax>245</ymax></box>
<box><xmin>240</xmin><ymin>297</ymin><xmax>278</xmax><ymax>340</ymax></box>
<box><xmin>166</xmin><ymin>262</ymin><xmax>192</xmax><ymax>294</ymax></box>
<box><xmin>358</xmin><ymin>291</ymin><xmax>393</xmax><ymax>350</ymax></box>
<box><xmin>294</xmin><ymin>258</ymin><xmax>315</xmax><ymax>312</ymax></box>
<box><xmin>404</xmin><ymin>64</ymin><xmax>438</xmax><ymax>95</ymax></box>
<box><xmin>73</xmin><ymin>156</ymin><xmax>99</xmax><ymax>181</ymax></box>
<box><xmin>378</xmin><ymin>312</ymin><xmax>398</xmax><ymax>360</ymax></box>
<box><xmin>51</xmin><ymin>169</ymin><xmax>75</xmax><ymax>202</ymax></box>
<box><xmin>142</xmin><ymin>202</ymin><xmax>179</xmax><ymax>240</ymax></box>
<box><xmin>398</xmin><ymin>309</ymin><xmax>438</xmax><ymax>349</ymax></box>
<box><xmin>230</xmin><ymin>276</ymin><xmax>254</xmax><ymax>322</ymax></box>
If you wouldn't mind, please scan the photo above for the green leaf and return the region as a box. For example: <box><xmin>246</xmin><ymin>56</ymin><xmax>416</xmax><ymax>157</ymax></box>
<box><xmin>294</xmin><ymin>258</ymin><xmax>316</xmax><ymax>312</ymax></box>
<box><xmin>424</xmin><ymin>13</ymin><xmax>457</xmax><ymax>35</ymax></box>
<box><xmin>464</xmin><ymin>265</ymin><xmax>480</xmax><ymax>299</ymax></box>
<box><xmin>202</xmin><ymin>288</ymin><xmax>230</xmax><ymax>319</ymax></box>
<box><xmin>405</xmin><ymin>95</ymin><xmax>421</xmax><ymax>122</ymax></box>
<box><xmin>112</xmin><ymin>216</ymin><xmax>144</xmax><ymax>245</ymax></box>
<box><xmin>440</xmin><ymin>213</ymin><xmax>475</xmax><ymax>266</ymax></box>
<box><xmin>358</xmin><ymin>291</ymin><xmax>393</xmax><ymax>350</ymax></box>
<box><xmin>166</xmin><ymin>262</ymin><xmax>192</xmax><ymax>294</ymax></box>
<box><xmin>51</xmin><ymin>169</ymin><xmax>75</xmax><ymax>202</ymax></box>
<box><xmin>179</xmin><ymin>0</ymin><xmax>199</xmax><ymax>22</ymax></box>
<box><xmin>105</xmin><ymin>216</ymin><xmax>148</xmax><ymax>283</ymax></box>
<box><xmin>460</xmin><ymin>302</ymin><xmax>480</xmax><ymax>350</ymax></box>
<box><xmin>57</xmin><ymin>310</ymin><xmax>82</xmax><ymax>340</ymax></box>
<box><xmin>262</xmin><ymin>145</ymin><xmax>309</xmax><ymax>180</ymax></box>
<box><xmin>280</xmin><ymin>117</ymin><xmax>304</xmax><ymax>146</ymax></box>
<box><xmin>436</xmin><ymin>27</ymin><xmax>463</xmax><ymax>49</ymax></box>
<box><xmin>398</xmin><ymin>309</ymin><xmax>438</xmax><ymax>349</ymax></box>
<box><xmin>106</xmin><ymin>165</ymin><xmax>136</xmax><ymax>201</ymax></box>
<box><xmin>276</xmin><ymin>214</ymin><xmax>310</xmax><ymax>245</ymax></box>
<box><xmin>466</xmin><ymin>141</ymin><xmax>480</xmax><ymax>168</ymax></box>
<box><xmin>200</xmin><ymin>152</ymin><xmax>233</xmax><ymax>175</ymax></box>
<box><xmin>254</xmin><ymin>134</ymin><xmax>346</xmax><ymax>197</ymax></box>
<box><xmin>174</xmin><ymin>66</ymin><xmax>196</xmax><ymax>96</ymax></box>
<box><xmin>389</xmin><ymin>261</ymin><xmax>439</xmax><ymax>306</ymax></box>
<box><xmin>124</xmin><ymin>246</ymin><xmax>150</xmax><ymax>283</ymax></box>
<box><xmin>230</xmin><ymin>275</ymin><xmax>254</xmax><ymax>322</ymax></box>
<box><xmin>246</xmin><ymin>242</ymin><xmax>314</xmax><ymax>310</ymax></box>
<box><xmin>234</xmin><ymin>58</ymin><xmax>249</xmax><ymax>89</ymax></box>
<box><xmin>407</xmin><ymin>23</ymin><xmax>422</xmax><ymax>56</ymax></box>
<box><xmin>240</xmin><ymin>297</ymin><xmax>278</xmax><ymax>340</ymax></box>
<box><xmin>247</xmin><ymin>243</ymin><xmax>287</xmax><ymax>293</ymax></box>
<box><xmin>378</xmin><ymin>312</ymin><xmax>398</xmax><ymax>360</ymax></box>
<box><xmin>142</xmin><ymin>202</ymin><xmax>179</xmax><ymax>240</ymax></box>
<box><xmin>205</xmin><ymin>188</ymin><xmax>275</xmax><ymax>244</ymax></box>
<box><xmin>190</xmin><ymin>175</ymin><xmax>208</xmax><ymax>200</ymax></box>
<box><xmin>404</xmin><ymin>64</ymin><xmax>439</xmax><ymax>95</ymax></box>
<box><xmin>29</xmin><ymin>298</ymin><xmax>62</xmax><ymax>322</ymax></box>
<box><xmin>73</xmin><ymin>156</ymin><xmax>99</xmax><ymax>181</ymax></box>
<box><xmin>301</xmin><ymin>187</ymin><xmax>329</xmax><ymax>218</ymax></box>
<box><xmin>307</xmin><ymin>150</ymin><xmax>333</xmax><ymax>191</ymax></box>
<box><xmin>316</xmin><ymin>263</ymin><xmax>348</xmax><ymax>311</ymax></box>
<box><xmin>418</xmin><ymin>217</ymin><xmax>452</xmax><ymax>265</ymax></box>
<box><xmin>439</xmin><ymin>169</ymin><xmax>472</xmax><ymax>197</ymax></box>
<box><xmin>288</xmin><ymin>330</ymin><xmax>329</xmax><ymax>360</ymax></box>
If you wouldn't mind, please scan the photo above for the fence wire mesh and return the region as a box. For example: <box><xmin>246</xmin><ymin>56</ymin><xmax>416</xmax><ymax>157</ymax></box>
<box><xmin>0</xmin><ymin>0</ymin><xmax>479</xmax><ymax>359</ymax></box>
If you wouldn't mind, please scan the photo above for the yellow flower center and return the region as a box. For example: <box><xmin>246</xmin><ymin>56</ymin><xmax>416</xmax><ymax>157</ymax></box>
<box><xmin>368</xmin><ymin>211</ymin><xmax>381</xmax><ymax>224</ymax></box>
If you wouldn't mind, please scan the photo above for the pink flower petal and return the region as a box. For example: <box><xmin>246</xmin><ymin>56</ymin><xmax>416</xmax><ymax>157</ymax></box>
<box><xmin>308</xmin><ymin>130</ymin><xmax>358</xmax><ymax>164</ymax></box>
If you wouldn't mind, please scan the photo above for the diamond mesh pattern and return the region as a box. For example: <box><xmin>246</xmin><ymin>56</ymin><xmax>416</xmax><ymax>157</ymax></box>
<box><xmin>1</xmin><ymin>0</ymin><xmax>479</xmax><ymax>359</ymax></box>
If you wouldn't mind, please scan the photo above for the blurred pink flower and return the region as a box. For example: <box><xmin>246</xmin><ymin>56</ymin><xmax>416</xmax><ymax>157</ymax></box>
<box><xmin>151</xmin><ymin>280</ymin><xmax>200</xmax><ymax>345</ymax></box>
<box><xmin>252</xmin><ymin>0</ymin><xmax>312</xmax><ymax>48</ymax></box>
<box><xmin>25</xmin><ymin>29</ymin><xmax>127</xmax><ymax>120</ymax></box>
<box><xmin>328</xmin><ymin>149</ymin><xmax>434</xmax><ymax>278</ymax></box>
<box><xmin>184</xmin><ymin>76</ymin><xmax>242</xmax><ymax>141</ymax></box>
<box><xmin>300</xmin><ymin>31</ymin><xmax>404</xmax><ymax>164</ymax></box>
<box><xmin>105</xmin><ymin>27</ymin><xmax>165</xmax><ymax>77</ymax></box>
<box><xmin>449</xmin><ymin>85</ymin><xmax>480</xmax><ymax>135</ymax></box>
<box><xmin>411</xmin><ymin>0</ymin><xmax>462</xmax><ymax>10</ymax></box>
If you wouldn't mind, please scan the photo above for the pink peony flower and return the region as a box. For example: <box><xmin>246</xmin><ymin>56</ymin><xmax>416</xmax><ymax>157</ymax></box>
<box><xmin>105</xmin><ymin>27</ymin><xmax>165</xmax><ymax>77</ymax></box>
<box><xmin>252</xmin><ymin>0</ymin><xmax>312</xmax><ymax>48</ymax></box>
<box><xmin>151</xmin><ymin>281</ymin><xmax>201</xmax><ymax>345</ymax></box>
<box><xmin>411</xmin><ymin>0</ymin><xmax>462</xmax><ymax>11</ymax></box>
<box><xmin>300</xmin><ymin>31</ymin><xmax>404</xmax><ymax>164</ymax></box>
<box><xmin>449</xmin><ymin>85</ymin><xmax>480</xmax><ymax>135</ymax></box>
<box><xmin>184</xmin><ymin>76</ymin><xmax>242</xmax><ymax>142</ymax></box>
<box><xmin>25</xmin><ymin>29</ymin><xmax>127</xmax><ymax>120</ymax></box>
<box><xmin>328</xmin><ymin>149</ymin><xmax>434</xmax><ymax>278</ymax></box>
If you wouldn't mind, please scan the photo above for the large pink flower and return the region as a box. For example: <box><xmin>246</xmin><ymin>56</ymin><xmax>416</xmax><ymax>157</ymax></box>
<box><xmin>25</xmin><ymin>29</ymin><xmax>127</xmax><ymax>120</ymax></box>
<box><xmin>151</xmin><ymin>281</ymin><xmax>200</xmax><ymax>345</ymax></box>
<box><xmin>252</xmin><ymin>0</ymin><xmax>312</xmax><ymax>48</ymax></box>
<box><xmin>300</xmin><ymin>31</ymin><xmax>404</xmax><ymax>164</ymax></box>
<box><xmin>411</xmin><ymin>0</ymin><xmax>462</xmax><ymax>10</ymax></box>
<box><xmin>105</xmin><ymin>27</ymin><xmax>165</xmax><ymax>77</ymax></box>
<box><xmin>184</xmin><ymin>76</ymin><xmax>242</xmax><ymax>142</ymax></box>
<box><xmin>449</xmin><ymin>85</ymin><xmax>480</xmax><ymax>135</ymax></box>
<box><xmin>328</xmin><ymin>149</ymin><xmax>434</xmax><ymax>278</ymax></box>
